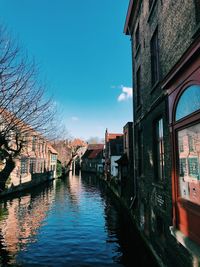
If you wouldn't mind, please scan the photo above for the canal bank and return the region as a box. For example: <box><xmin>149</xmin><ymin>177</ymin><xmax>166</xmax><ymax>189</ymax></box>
<box><xmin>96</xmin><ymin>174</ymin><xmax>163</xmax><ymax>267</ymax></box>
<box><xmin>0</xmin><ymin>172</ymin><xmax>158</xmax><ymax>267</ymax></box>
<box><xmin>0</xmin><ymin>172</ymin><xmax>54</xmax><ymax>199</ymax></box>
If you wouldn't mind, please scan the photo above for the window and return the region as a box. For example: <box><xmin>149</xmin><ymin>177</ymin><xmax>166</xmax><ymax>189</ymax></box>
<box><xmin>178</xmin><ymin>124</ymin><xmax>200</xmax><ymax>204</ymax></box>
<box><xmin>179</xmin><ymin>137</ymin><xmax>184</xmax><ymax>152</ymax></box>
<box><xmin>138</xmin><ymin>130</ymin><xmax>143</xmax><ymax>176</ymax></box>
<box><xmin>21</xmin><ymin>158</ymin><xmax>28</xmax><ymax>175</ymax></box>
<box><xmin>150</xmin><ymin>28</ymin><xmax>159</xmax><ymax>86</ymax></box>
<box><xmin>124</xmin><ymin>132</ymin><xmax>128</xmax><ymax>149</ymax></box>
<box><xmin>30</xmin><ymin>158</ymin><xmax>36</xmax><ymax>173</ymax></box>
<box><xmin>135</xmin><ymin>24</ymin><xmax>140</xmax><ymax>50</ymax></box>
<box><xmin>32</xmin><ymin>136</ymin><xmax>37</xmax><ymax>151</ymax></box>
<box><xmin>51</xmin><ymin>154</ymin><xmax>57</xmax><ymax>162</ymax></box>
<box><xmin>168</xmin><ymin>56</ymin><xmax>200</xmax><ymax>244</ymax></box>
<box><xmin>136</xmin><ymin>67</ymin><xmax>141</xmax><ymax>107</ymax></box>
<box><xmin>175</xmin><ymin>85</ymin><xmax>200</xmax><ymax>121</ymax></box>
<box><xmin>188</xmin><ymin>135</ymin><xmax>194</xmax><ymax>152</ymax></box>
<box><xmin>154</xmin><ymin>118</ymin><xmax>164</xmax><ymax>180</ymax></box>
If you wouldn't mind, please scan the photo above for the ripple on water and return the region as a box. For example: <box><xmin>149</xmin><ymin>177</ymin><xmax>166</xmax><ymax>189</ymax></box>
<box><xmin>0</xmin><ymin>174</ymin><xmax>158</xmax><ymax>267</ymax></box>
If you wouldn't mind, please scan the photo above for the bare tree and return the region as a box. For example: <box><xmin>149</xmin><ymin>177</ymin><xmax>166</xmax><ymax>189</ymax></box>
<box><xmin>0</xmin><ymin>26</ymin><xmax>56</xmax><ymax>190</ymax></box>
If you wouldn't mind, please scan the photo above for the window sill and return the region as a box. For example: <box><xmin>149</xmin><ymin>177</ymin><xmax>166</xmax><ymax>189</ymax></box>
<box><xmin>150</xmin><ymin>80</ymin><xmax>160</xmax><ymax>94</ymax></box>
<box><xmin>170</xmin><ymin>226</ymin><xmax>200</xmax><ymax>263</ymax></box>
<box><xmin>147</xmin><ymin>0</ymin><xmax>157</xmax><ymax>23</ymax></box>
<box><xmin>134</xmin><ymin>44</ymin><xmax>141</xmax><ymax>59</ymax></box>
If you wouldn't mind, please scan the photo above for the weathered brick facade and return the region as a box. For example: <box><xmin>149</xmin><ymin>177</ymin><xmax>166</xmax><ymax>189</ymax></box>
<box><xmin>125</xmin><ymin>1</ymin><xmax>200</xmax><ymax>266</ymax></box>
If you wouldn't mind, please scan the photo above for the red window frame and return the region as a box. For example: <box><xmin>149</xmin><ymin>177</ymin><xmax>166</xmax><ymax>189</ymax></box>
<box><xmin>163</xmin><ymin>37</ymin><xmax>200</xmax><ymax>244</ymax></box>
<box><xmin>169</xmin><ymin>78</ymin><xmax>200</xmax><ymax>244</ymax></box>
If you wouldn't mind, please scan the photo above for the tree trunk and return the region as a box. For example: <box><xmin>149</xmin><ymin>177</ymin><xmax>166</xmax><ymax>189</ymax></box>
<box><xmin>0</xmin><ymin>157</ymin><xmax>15</xmax><ymax>191</ymax></box>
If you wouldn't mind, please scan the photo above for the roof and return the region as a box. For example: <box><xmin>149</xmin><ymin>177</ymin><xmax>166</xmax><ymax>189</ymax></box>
<box><xmin>87</xmin><ymin>144</ymin><xmax>104</xmax><ymax>150</ymax></box>
<box><xmin>88</xmin><ymin>149</ymin><xmax>103</xmax><ymax>159</ymax></box>
<box><xmin>106</xmin><ymin>133</ymin><xmax>123</xmax><ymax>143</ymax></box>
<box><xmin>48</xmin><ymin>145</ymin><xmax>58</xmax><ymax>154</ymax></box>
<box><xmin>124</xmin><ymin>0</ymin><xmax>134</xmax><ymax>35</ymax></box>
<box><xmin>124</xmin><ymin>0</ymin><xmax>141</xmax><ymax>35</ymax></box>
<box><xmin>82</xmin><ymin>144</ymin><xmax>104</xmax><ymax>160</ymax></box>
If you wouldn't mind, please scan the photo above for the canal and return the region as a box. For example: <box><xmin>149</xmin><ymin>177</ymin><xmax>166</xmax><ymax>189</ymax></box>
<box><xmin>0</xmin><ymin>172</ymin><xmax>157</xmax><ymax>267</ymax></box>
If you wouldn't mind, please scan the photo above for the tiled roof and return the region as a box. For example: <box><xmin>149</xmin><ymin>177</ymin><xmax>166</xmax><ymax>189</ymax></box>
<box><xmin>87</xmin><ymin>144</ymin><xmax>104</xmax><ymax>150</ymax></box>
<box><xmin>48</xmin><ymin>145</ymin><xmax>58</xmax><ymax>154</ymax></box>
<box><xmin>106</xmin><ymin>133</ymin><xmax>123</xmax><ymax>142</ymax></box>
<box><xmin>82</xmin><ymin>144</ymin><xmax>104</xmax><ymax>159</ymax></box>
<box><xmin>88</xmin><ymin>149</ymin><xmax>103</xmax><ymax>159</ymax></box>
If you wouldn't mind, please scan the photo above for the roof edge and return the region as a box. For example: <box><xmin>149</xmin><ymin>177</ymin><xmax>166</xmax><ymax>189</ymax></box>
<box><xmin>124</xmin><ymin>0</ymin><xmax>134</xmax><ymax>35</ymax></box>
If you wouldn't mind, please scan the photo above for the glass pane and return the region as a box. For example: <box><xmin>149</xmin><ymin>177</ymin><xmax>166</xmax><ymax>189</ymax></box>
<box><xmin>178</xmin><ymin>124</ymin><xmax>200</xmax><ymax>205</ymax></box>
<box><xmin>155</xmin><ymin>118</ymin><xmax>164</xmax><ymax>180</ymax></box>
<box><xmin>176</xmin><ymin>85</ymin><xmax>200</xmax><ymax>121</ymax></box>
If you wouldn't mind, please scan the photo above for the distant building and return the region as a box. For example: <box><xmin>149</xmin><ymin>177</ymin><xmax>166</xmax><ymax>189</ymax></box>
<box><xmin>124</xmin><ymin>0</ymin><xmax>200</xmax><ymax>266</ymax></box>
<box><xmin>81</xmin><ymin>144</ymin><xmax>104</xmax><ymax>174</ymax></box>
<box><xmin>0</xmin><ymin>111</ymin><xmax>58</xmax><ymax>188</ymax></box>
<box><xmin>116</xmin><ymin>122</ymin><xmax>134</xmax><ymax>204</ymax></box>
<box><xmin>104</xmin><ymin>129</ymin><xmax>123</xmax><ymax>179</ymax></box>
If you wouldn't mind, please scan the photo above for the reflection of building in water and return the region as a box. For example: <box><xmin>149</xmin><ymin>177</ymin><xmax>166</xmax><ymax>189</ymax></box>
<box><xmin>67</xmin><ymin>172</ymin><xmax>82</xmax><ymax>205</ymax></box>
<box><xmin>0</xmin><ymin>187</ymin><xmax>54</xmax><ymax>257</ymax></box>
<box><xmin>178</xmin><ymin>125</ymin><xmax>200</xmax><ymax>204</ymax></box>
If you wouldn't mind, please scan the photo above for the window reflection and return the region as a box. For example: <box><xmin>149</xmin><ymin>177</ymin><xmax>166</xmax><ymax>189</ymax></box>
<box><xmin>176</xmin><ymin>85</ymin><xmax>200</xmax><ymax>121</ymax></box>
<box><xmin>178</xmin><ymin>124</ymin><xmax>200</xmax><ymax>205</ymax></box>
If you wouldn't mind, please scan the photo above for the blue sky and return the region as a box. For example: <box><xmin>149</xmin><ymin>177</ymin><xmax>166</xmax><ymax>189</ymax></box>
<box><xmin>0</xmin><ymin>0</ymin><xmax>132</xmax><ymax>140</ymax></box>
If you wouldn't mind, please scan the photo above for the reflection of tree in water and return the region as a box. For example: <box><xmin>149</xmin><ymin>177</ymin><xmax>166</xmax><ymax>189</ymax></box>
<box><xmin>0</xmin><ymin>182</ymin><xmax>55</xmax><ymax>266</ymax></box>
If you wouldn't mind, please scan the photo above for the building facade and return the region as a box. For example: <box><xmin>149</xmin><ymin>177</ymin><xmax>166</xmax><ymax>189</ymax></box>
<box><xmin>0</xmin><ymin>131</ymin><xmax>58</xmax><ymax>188</ymax></box>
<box><xmin>124</xmin><ymin>0</ymin><xmax>200</xmax><ymax>266</ymax></box>
<box><xmin>104</xmin><ymin>129</ymin><xmax>123</xmax><ymax>179</ymax></box>
<box><xmin>116</xmin><ymin>122</ymin><xmax>134</xmax><ymax>205</ymax></box>
<box><xmin>81</xmin><ymin>144</ymin><xmax>104</xmax><ymax>174</ymax></box>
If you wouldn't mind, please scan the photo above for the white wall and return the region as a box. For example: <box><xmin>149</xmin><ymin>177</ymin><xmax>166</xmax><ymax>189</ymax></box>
<box><xmin>110</xmin><ymin>156</ymin><xmax>120</xmax><ymax>177</ymax></box>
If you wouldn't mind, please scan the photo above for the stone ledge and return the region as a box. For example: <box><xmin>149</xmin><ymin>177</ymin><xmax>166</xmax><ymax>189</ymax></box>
<box><xmin>170</xmin><ymin>226</ymin><xmax>200</xmax><ymax>266</ymax></box>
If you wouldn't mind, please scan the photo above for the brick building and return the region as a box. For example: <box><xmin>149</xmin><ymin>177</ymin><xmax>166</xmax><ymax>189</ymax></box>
<box><xmin>124</xmin><ymin>0</ymin><xmax>200</xmax><ymax>266</ymax></box>
<box><xmin>0</xmin><ymin>116</ymin><xmax>58</xmax><ymax>189</ymax></box>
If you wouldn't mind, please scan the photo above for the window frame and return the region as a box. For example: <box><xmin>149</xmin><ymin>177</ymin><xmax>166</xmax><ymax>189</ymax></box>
<box><xmin>153</xmin><ymin>117</ymin><xmax>165</xmax><ymax>181</ymax></box>
<box><xmin>138</xmin><ymin>129</ymin><xmax>143</xmax><ymax>176</ymax></box>
<box><xmin>171</xmin><ymin>83</ymin><xmax>200</xmax><ymax>244</ymax></box>
<box><xmin>150</xmin><ymin>27</ymin><xmax>160</xmax><ymax>87</ymax></box>
<box><xmin>136</xmin><ymin>67</ymin><xmax>141</xmax><ymax>107</ymax></box>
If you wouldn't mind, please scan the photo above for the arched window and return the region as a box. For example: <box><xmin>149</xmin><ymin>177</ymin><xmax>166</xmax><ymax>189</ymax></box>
<box><xmin>175</xmin><ymin>86</ymin><xmax>200</xmax><ymax>205</ymax></box>
<box><xmin>172</xmin><ymin>84</ymin><xmax>200</xmax><ymax>244</ymax></box>
<box><xmin>175</xmin><ymin>85</ymin><xmax>200</xmax><ymax>121</ymax></box>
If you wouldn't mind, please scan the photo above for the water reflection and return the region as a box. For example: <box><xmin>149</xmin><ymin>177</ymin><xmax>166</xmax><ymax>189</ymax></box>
<box><xmin>0</xmin><ymin>182</ymin><xmax>55</xmax><ymax>265</ymax></box>
<box><xmin>0</xmin><ymin>173</ymin><xmax>157</xmax><ymax>267</ymax></box>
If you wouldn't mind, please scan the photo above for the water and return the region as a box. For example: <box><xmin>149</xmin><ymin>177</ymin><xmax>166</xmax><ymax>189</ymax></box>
<box><xmin>0</xmin><ymin>172</ymin><xmax>157</xmax><ymax>267</ymax></box>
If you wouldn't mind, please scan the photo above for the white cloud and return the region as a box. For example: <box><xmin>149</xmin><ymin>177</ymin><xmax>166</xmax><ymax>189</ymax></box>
<box><xmin>117</xmin><ymin>86</ymin><xmax>132</xmax><ymax>102</ymax></box>
<box><xmin>118</xmin><ymin>93</ymin><xmax>126</xmax><ymax>101</ymax></box>
<box><xmin>71</xmin><ymin>116</ymin><xmax>79</xmax><ymax>121</ymax></box>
